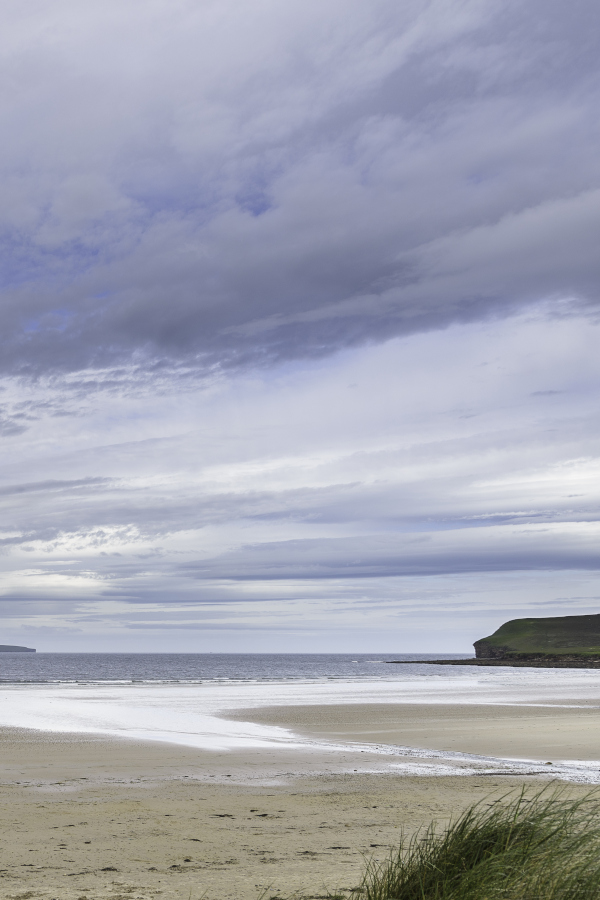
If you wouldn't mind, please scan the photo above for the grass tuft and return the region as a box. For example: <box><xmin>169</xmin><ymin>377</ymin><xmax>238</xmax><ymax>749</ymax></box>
<box><xmin>352</xmin><ymin>787</ymin><xmax>600</xmax><ymax>900</ymax></box>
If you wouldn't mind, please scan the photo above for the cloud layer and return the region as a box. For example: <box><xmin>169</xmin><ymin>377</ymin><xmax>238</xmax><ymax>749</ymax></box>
<box><xmin>1</xmin><ymin>307</ymin><xmax>599</xmax><ymax>649</ymax></box>
<box><xmin>2</xmin><ymin>0</ymin><xmax>600</xmax><ymax>376</ymax></box>
<box><xmin>1</xmin><ymin>1</ymin><xmax>600</xmax><ymax>649</ymax></box>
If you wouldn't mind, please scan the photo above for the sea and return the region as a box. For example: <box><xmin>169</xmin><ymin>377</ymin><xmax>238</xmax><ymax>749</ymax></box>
<box><xmin>2</xmin><ymin>652</ymin><xmax>600</xmax><ymax>782</ymax></box>
<box><xmin>0</xmin><ymin>651</ymin><xmax>456</xmax><ymax>684</ymax></box>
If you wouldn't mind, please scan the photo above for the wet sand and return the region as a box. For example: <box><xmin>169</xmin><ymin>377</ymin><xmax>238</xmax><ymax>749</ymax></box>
<box><xmin>226</xmin><ymin>701</ymin><xmax>600</xmax><ymax>762</ymax></box>
<box><xmin>1</xmin><ymin>701</ymin><xmax>599</xmax><ymax>899</ymax></box>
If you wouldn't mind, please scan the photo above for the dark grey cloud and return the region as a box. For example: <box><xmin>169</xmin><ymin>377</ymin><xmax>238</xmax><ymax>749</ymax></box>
<box><xmin>184</xmin><ymin>526</ymin><xmax>600</xmax><ymax>580</ymax></box>
<box><xmin>1</xmin><ymin>0</ymin><xmax>599</xmax><ymax>378</ymax></box>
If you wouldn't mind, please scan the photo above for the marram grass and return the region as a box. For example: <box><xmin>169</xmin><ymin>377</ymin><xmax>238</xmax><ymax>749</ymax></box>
<box><xmin>351</xmin><ymin>788</ymin><xmax>600</xmax><ymax>900</ymax></box>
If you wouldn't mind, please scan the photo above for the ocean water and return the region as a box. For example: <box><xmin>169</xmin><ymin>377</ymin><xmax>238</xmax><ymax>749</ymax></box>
<box><xmin>2</xmin><ymin>653</ymin><xmax>600</xmax><ymax>782</ymax></box>
<box><xmin>0</xmin><ymin>652</ymin><xmax>463</xmax><ymax>683</ymax></box>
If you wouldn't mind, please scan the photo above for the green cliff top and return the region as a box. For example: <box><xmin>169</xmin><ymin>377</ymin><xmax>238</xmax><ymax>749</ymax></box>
<box><xmin>475</xmin><ymin>614</ymin><xmax>600</xmax><ymax>656</ymax></box>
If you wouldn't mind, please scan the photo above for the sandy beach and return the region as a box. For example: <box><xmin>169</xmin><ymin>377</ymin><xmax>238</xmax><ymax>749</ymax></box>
<box><xmin>2</xmin><ymin>700</ymin><xmax>600</xmax><ymax>900</ymax></box>
<box><xmin>228</xmin><ymin>701</ymin><xmax>600</xmax><ymax>762</ymax></box>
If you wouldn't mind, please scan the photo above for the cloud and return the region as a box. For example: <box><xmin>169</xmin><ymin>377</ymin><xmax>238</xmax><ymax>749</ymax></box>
<box><xmin>2</xmin><ymin>1</ymin><xmax>600</xmax><ymax>650</ymax></box>
<box><xmin>0</xmin><ymin>309</ymin><xmax>599</xmax><ymax>633</ymax></box>
<box><xmin>0</xmin><ymin>477</ymin><xmax>112</xmax><ymax>498</ymax></box>
<box><xmin>189</xmin><ymin>523</ymin><xmax>600</xmax><ymax>580</ymax></box>
<box><xmin>1</xmin><ymin>0</ymin><xmax>599</xmax><ymax>377</ymax></box>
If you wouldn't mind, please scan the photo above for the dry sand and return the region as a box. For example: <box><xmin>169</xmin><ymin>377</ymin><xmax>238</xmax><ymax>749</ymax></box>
<box><xmin>1</xmin><ymin>701</ymin><xmax>599</xmax><ymax>900</ymax></box>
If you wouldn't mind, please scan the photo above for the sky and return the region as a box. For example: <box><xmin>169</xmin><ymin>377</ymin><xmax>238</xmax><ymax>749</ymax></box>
<box><xmin>1</xmin><ymin>0</ymin><xmax>599</xmax><ymax>652</ymax></box>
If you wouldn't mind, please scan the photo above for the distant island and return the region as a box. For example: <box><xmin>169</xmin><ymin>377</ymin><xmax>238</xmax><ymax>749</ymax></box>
<box><xmin>0</xmin><ymin>645</ymin><xmax>36</xmax><ymax>652</ymax></box>
<box><xmin>388</xmin><ymin>614</ymin><xmax>600</xmax><ymax>668</ymax></box>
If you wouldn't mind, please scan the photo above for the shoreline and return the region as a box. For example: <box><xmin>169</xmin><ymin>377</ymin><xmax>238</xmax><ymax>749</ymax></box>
<box><xmin>393</xmin><ymin>658</ymin><xmax>600</xmax><ymax>668</ymax></box>
<box><xmin>0</xmin><ymin>722</ymin><xmax>587</xmax><ymax>900</ymax></box>
<box><xmin>2</xmin><ymin>694</ymin><xmax>600</xmax><ymax>898</ymax></box>
<box><xmin>223</xmin><ymin>701</ymin><xmax>600</xmax><ymax>770</ymax></box>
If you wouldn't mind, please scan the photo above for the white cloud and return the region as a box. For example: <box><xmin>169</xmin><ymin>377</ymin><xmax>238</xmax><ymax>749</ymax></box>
<box><xmin>1</xmin><ymin>305</ymin><xmax>599</xmax><ymax>648</ymax></box>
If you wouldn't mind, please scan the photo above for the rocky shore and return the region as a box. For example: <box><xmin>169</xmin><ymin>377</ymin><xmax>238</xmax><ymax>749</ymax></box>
<box><xmin>388</xmin><ymin>656</ymin><xmax>600</xmax><ymax>668</ymax></box>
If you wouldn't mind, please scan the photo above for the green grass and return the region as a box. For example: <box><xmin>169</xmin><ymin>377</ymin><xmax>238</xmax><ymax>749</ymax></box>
<box><xmin>351</xmin><ymin>788</ymin><xmax>600</xmax><ymax>900</ymax></box>
<box><xmin>475</xmin><ymin>614</ymin><xmax>600</xmax><ymax>655</ymax></box>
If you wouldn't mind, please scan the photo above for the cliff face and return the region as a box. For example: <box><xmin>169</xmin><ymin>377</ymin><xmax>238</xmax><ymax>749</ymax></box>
<box><xmin>473</xmin><ymin>640</ymin><xmax>510</xmax><ymax>659</ymax></box>
<box><xmin>474</xmin><ymin>614</ymin><xmax>600</xmax><ymax>659</ymax></box>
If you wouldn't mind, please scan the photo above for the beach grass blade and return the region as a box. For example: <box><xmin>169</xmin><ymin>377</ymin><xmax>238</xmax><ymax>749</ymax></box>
<box><xmin>353</xmin><ymin>787</ymin><xmax>600</xmax><ymax>900</ymax></box>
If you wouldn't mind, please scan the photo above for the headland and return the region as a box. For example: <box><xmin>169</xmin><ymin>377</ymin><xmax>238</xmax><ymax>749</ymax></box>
<box><xmin>474</xmin><ymin>613</ymin><xmax>600</xmax><ymax>661</ymax></box>
<box><xmin>390</xmin><ymin>614</ymin><xmax>600</xmax><ymax>668</ymax></box>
